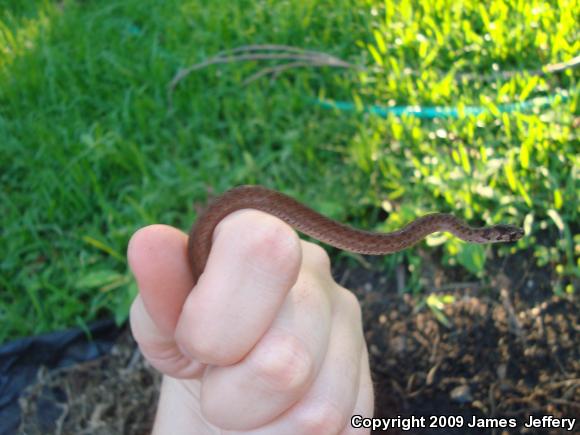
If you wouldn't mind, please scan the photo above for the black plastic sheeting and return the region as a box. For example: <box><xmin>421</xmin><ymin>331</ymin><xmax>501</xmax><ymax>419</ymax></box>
<box><xmin>0</xmin><ymin>319</ymin><xmax>124</xmax><ymax>435</ymax></box>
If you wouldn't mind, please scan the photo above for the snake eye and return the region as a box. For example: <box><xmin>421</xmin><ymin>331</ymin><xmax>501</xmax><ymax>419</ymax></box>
<box><xmin>506</xmin><ymin>229</ymin><xmax>524</xmax><ymax>242</ymax></box>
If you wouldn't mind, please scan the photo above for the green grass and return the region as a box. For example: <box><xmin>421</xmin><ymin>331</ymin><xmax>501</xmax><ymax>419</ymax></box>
<box><xmin>1</xmin><ymin>0</ymin><xmax>578</xmax><ymax>343</ymax></box>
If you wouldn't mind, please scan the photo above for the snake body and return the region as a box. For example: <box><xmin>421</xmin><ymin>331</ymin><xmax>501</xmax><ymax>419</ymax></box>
<box><xmin>188</xmin><ymin>185</ymin><xmax>524</xmax><ymax>281</ymax></box>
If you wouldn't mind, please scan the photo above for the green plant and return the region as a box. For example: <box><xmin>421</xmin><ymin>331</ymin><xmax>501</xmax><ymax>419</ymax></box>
<box><xmin>1</xmin><ymin>0</ymin><xmax>577</xmax><ymax>343</ymax></box>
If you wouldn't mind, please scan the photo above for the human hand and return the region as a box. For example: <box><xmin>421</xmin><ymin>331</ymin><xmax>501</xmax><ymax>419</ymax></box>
<box><xmin>128</xmin><ymin>210</ymin><xmax>374</xmax><ymax>434</ymax></box>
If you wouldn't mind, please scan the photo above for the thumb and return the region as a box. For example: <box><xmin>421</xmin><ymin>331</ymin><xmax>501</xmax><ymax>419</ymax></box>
<box><xmin>127</xmin><ymin>224</ymin><xmax>193</xmax><ymax>335</ymax></box>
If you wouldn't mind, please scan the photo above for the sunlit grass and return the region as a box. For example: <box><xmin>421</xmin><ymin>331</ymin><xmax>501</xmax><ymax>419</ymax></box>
<box><xmin>0</xmin><ymin>0</ymin><xmax>577</xmax><ymax>343</ymax></box>
<box><xmin>0</xmin><ymin>4</ymin><xmax>50</xmax><ymax>71</ymax></box>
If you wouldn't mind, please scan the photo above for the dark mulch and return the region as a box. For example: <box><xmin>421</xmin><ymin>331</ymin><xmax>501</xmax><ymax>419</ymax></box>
<box><xmin>18</xmin><ymin>249</ymin><xmax>579</xmax><ymax>434</ymax></box>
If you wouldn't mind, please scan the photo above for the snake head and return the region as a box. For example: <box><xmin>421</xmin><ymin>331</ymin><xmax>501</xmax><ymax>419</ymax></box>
<box><xmin>484</xmin><ymin>224</ymin><xmax>525</xmax><ymax>243</ymax></box>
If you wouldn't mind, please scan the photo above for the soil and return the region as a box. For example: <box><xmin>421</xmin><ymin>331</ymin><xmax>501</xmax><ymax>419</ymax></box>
<box><xmin>18</xmin><ymin>248</ymin><xmax>579</xmax><ymax>434</ymax></box>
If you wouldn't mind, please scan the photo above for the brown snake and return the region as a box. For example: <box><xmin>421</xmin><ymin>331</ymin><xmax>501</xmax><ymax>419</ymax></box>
<box><xmin>188</xmin><ymin>185</ymin><xmax>524</xmax><ymax>281</ymax></box>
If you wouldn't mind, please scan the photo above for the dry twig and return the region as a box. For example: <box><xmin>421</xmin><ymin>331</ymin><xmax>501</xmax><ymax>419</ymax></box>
<box><xmin>167</xmin><ymin>44</ymin><xmax>358</xmax><ymax>109</ymax></box>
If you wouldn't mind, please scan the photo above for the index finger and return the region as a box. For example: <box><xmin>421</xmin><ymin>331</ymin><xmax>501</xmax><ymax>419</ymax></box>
<box><xmin>175</xmin><ymin>209</ymin><xmax>302</xmax><ymax>366</ymax></box>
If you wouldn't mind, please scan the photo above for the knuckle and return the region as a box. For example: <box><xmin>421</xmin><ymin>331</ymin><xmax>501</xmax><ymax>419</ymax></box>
<box><xmin>249</xmin><ymin>332</ymin><xmax>313</xmax><ymax>393</ymax></box>
<box><xmin>295</xmin><ymin>400</ymin><xmax>346</xmax><ymax>435</ymax></box>
<box><xmin>241</xmin><ymin>214</ymin><xmax>301</xmax><ymax>277</ymax></box>
<box><xmin>252</xmin><ymin>217</ymin><xmax>299</xmax><ymax>257</ymax></box>
<box><xmin>304</xmin><ymin>242</ymin><xmax>332</xmax><ymax>271</ymax></box>
<box><xmin>340</xmin><ymin>288</ymin><xmax>363</xmax><ymax>323</ymax></box>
